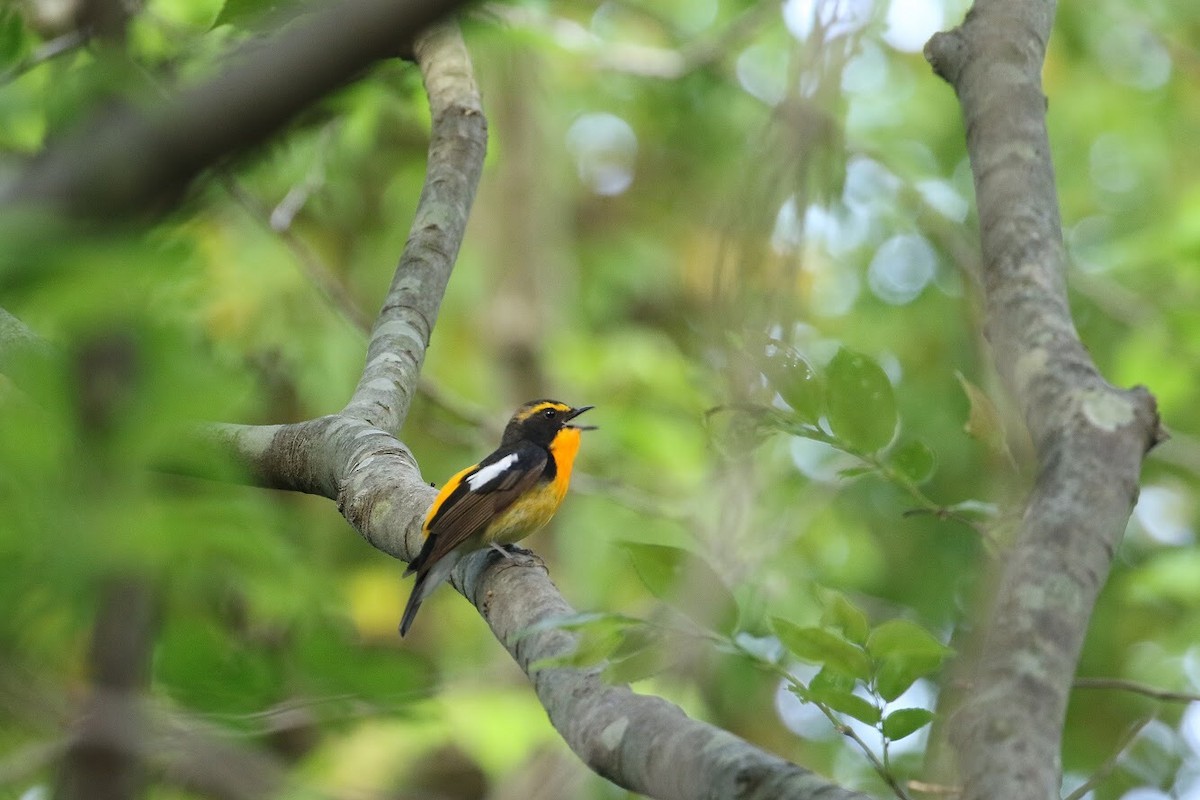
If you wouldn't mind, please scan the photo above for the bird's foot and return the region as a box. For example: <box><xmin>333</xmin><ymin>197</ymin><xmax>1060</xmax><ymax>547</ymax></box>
<box><xmin>488</xmin><ymin>543</ymin><xmax>533</xmax><ymax>561</ymax></box>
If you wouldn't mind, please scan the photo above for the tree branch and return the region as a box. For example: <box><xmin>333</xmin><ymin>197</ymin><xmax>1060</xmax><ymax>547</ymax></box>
<box><xmin>924</xmin><ymin>3</ymin><xmax>1164</xmax><ymax>799</ymax></box>
<box><xmin>198</xmin><ymin>18</ymin><xmax>487</xmax><ymax>492</ymax></box>
<box><xmin>341</xmin><ymin>23</ymin><xmax>486</xmax><ymax>434</ymax></box>
<box><xmin>0</xmin><ymin>29</ymin><xmax>88</xmax><ymax>88</ymax></box>
<box><xmin>1074</xmin><ymin>677</ymin><xmax>1200</xmax><ymax>704</ymax></box>
<box><xmin>55</xmin><ymin>579</ymin><xmax>156</xmax><ymax>800</ymax></box>
<box><xmin>0</xmin><ymin>0</ymin><xmax>472</xmax><ymax>219</ymax></box>
<box><xmin>468</xmin><ymin>554</ymin><xmax>873</xmax><ymax>800</ymax></box>
<box><xmin>1061</xmin><ymin>716</ymin><xmax>1152</xmax><ymax>800</ymax></box>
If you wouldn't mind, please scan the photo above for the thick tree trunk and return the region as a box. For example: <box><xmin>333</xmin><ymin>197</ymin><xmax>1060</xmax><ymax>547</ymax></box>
<box><xmin>925</xmin><ymin>2</ymin><xmax>1163</xmax><ymax>798</ymax></box>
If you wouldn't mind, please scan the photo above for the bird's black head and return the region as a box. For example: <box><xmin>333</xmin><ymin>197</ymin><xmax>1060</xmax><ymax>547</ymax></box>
<box><xmin>501</xmin><ymin>399</ymin><xmax>595</xmax><ymax>448</ymax></box>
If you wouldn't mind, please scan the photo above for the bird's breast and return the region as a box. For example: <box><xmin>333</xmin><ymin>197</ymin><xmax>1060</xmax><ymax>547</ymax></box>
<box><xmin>483</xmin><ymin>480</ymin><xmax>566</xmax><ymax>545</ymax></box>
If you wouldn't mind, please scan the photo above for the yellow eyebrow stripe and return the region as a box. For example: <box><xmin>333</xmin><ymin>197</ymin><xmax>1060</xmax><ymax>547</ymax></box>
<box><xmin>513</xmin><ymin>400</ymin><xmax>571</xmax><ymax>423</ymax></box>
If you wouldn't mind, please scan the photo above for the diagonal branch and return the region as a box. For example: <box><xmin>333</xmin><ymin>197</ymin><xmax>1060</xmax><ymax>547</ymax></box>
<box><xmin>467</xmin><ymin>555</ymin><xmax>873</xmax><ymax>800</ymax></box>
<box><xmin>0</xmin><ymin>0</ymin><xmax>472</xmax><ymax>219</ymax></box>
<box><xmin>0</xmin><ymin>30</ymin><xmax>89</xmax><ymax>88</ymax></box>
<box><xmin>341</xmin><ymin>23</ymin><xmax>486</xmax><ymax>434</ymax></box>
<box><xmin>1073</xmin><ymin>677</ymin><xmax>1200</xmax><ymax>704</ymax></box>
<box><xmin>205</xmin><ymin>18</ymin><xmax>487</xmax><ymax>495</ymax></box>
<box><xmin>56</xmin><ymin>579</ymin><xmax>157</xmax><ymax>800</ymax></box>
<box><xmin>1062</xmin><ymin>717</ymin><xmax>1152</xmax><ymax>800</ymax></box>
<box><xmin>924</xmin><ymin>2</ymin><xmax>1164</xmax><ymax>799</ymax></box>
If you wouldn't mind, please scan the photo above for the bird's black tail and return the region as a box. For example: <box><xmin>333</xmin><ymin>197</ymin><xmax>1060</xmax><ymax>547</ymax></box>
<box><xmin>398</xmin><ymin>541</ymin><xmax>460</xmax><ymax>637</ymax></box>
<box><xmin>398</xmin><ymin>577</ymin><xmax>426</xmax><ymax>637</ymax></box>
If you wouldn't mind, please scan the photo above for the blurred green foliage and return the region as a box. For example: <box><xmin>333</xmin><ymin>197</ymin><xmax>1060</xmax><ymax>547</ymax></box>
<box><xmin>1</xmin><ymin>0</ymin><xmax>1198</xmax><ymax>797</ymax></box>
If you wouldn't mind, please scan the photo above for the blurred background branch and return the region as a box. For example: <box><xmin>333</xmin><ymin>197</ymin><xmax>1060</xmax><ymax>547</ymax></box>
<box><xmin>0</xmin><ymin>0</ymin><xmax>472</xmax><ymax>219</ymax></box>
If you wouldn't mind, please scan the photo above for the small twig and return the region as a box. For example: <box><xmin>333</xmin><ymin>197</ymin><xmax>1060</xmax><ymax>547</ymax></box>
<box><xmin>1073</xmin><ymin>677</ymin><xmax>1200</xmax><ymax>704</ymax></box>
<box><xmin>221</xmin><ymin>176</ymin><xmax>374</xmax><ymax>335</ymax></box>
<box><xmin>268</xmin><ymin>125</ymin><xmax>335</xmax><ymax>232</ymax></box>
<box><xmin>415</xmin><ymin>377</ymin><xmax>497</xmax><ymax>434</ymax></box>
<box><xmin>864</xmin><ymin>453</ymin><xmax>1000</xmax><ymax>551</ymax></box>
<box><xmin>768</xmin><ymin>665</ymin><xmax>912</xmax><ymax>800</ymax></box>
<box><xmin>1062</xmin><ymin>716</ymin><xmax>1153</xmax><ymax>800</ymax></box>
<box><xmin>223</xmin><ymin>159</ymin><xmax>511</xmax><ymax>442</ymax></box>
<box><xmin>812</xmin><ymin>700</ymin><xmax>912</xmax><ymax>800</ymax></box>
<box><xmin>878</xmin><ymin>694</ymin><xmax>894</xmax><ymax>780</ymax></box>
<box><xmin>0</xmin><ymin>29</ymin><xmax>89</xmax><ymax>87</ymax></box>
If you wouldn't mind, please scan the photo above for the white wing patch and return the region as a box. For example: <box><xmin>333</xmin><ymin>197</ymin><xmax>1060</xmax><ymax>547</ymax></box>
<box><xmin>467</xmin><ymin>453</ymin><xmax>518</xmax><ymax>491</ymax></box>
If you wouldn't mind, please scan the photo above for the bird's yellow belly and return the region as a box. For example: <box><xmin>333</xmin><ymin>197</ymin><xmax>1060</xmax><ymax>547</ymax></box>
<box><xmin>482</xmin><ymin>482</ymin><xmax>566</xmax><ymax>545</ymax></box>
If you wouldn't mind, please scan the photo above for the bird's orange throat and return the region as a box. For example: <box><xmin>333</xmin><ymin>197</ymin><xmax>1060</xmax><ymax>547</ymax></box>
<box><xmin>550</xmin><ymin>427</ymin><xmax>583</xmax><ymax>498</ymax></box>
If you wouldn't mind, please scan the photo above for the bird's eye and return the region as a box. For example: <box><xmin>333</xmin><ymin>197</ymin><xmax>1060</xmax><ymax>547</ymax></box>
<box><xmin>542</xmin><ymin>408</ymin><xmax>557</xmax><ymax>419</ymax></box>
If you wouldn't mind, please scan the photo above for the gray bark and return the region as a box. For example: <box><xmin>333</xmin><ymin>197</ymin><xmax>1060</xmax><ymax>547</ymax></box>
<box><xmin>925</xmin><ymin>2</ymin><xmax>1163</xmax><ymax>798</ymax></box>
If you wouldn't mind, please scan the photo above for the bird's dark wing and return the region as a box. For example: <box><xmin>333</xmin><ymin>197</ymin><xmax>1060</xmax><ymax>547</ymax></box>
<box><xmin>414</xmin><ymin>444</ymin><xmax>548</xmax><ymax>574</ymax></box>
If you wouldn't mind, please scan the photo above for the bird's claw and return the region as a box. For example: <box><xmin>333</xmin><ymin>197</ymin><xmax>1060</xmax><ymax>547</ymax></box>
<box><xmin>488</xmin><ymin>543</ymin><xmax>533</xmax><ymax>561</ymax></box>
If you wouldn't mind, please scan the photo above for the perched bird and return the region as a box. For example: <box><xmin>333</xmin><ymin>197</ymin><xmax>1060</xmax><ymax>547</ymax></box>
<box><xmin>400</xmin><ymin>399</ymin><xmax>595</xmax><ymax>636</ymax></box>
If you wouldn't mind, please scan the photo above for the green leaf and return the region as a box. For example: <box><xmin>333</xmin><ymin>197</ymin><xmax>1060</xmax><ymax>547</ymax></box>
<box><xmin>604</xmin><ymin>644</ymin><xmax>669</xmax><ymax>684</ymax></box>
<box><xmin>890</xmin><ymin>439</ymin><xmax>936</xmax><ymax>485</ymax></box>
<box><xmin>867</xmin><ymin>619</ymin><xmax>951</xmax><ymax>701</ymax></box>
<box><xmin>517</xmin><ymin>611</ymin><xmax>638</xmax><ymax>638</ymax></box>
<box><xmin>815</xmin><ymin>689</ymin><xmax>882</xmax><ymax>725</ymax></box>
<box><xmin>955</xmin><ymin>371</ymin><xmax>1013</xmax><ymax>461</ymax></box>
<box><xmin>523</xmin><ymin>613</ymin><xmax>640</xmax><ymax>671</ymax></box>
<box><xmin>825</xmin><ymin>348</ymin><xmax>897</xmax><ymax>453</ymax></box>
<box><xmin>623</xmin><ymin>543</ymin><xmax>739</xmax><ymax>634</ymax></box>
<box><xmin>733</xmin><ymin>632</ymin><xmax>784</xmax><ymax>664</ymax></box>
<box><xmin>866</xmin><ymin>619</ymin><xmax>949</xmax><ymax>660</ymax></box>
<box><xmin>603</xmin><ymin>627</ymin><xmax>676</xmax><ymax>683</ymax></box>
<box><xmin>0</xmin><ymin>9</ymin><xmax>28</xmax><ymax>68</ymax></box>
<box><xmin>623</xmin><ymin>543</ymin><xmax>685</xmax><ymax>598</ymax></box>
<box><xmin>764</xmin><ymin>344</ymin><xmax>823</xmax><ymax>421</ymax></box>
<box><xmin>529</xmin><ymin>624</ymin><xmax>626</xmax><ymax>672</ymax></box>
<box><xmin>732</xmin><ymin>585</ymin><xmax>772</xmax><ymax>637</ymax></box>
<box><xmin>874</xmin><ymin>653</ymin><xmax>944</xmax><ymax>702</ymax></box>
<box><xmin>772</xmin><ymin>618</ymin><xmax>872</xmax><ymax>681</ymax></box>
<box><xmin>567</xmin><ymin>625</ymin><xmax>626</xmax><ymax>666</ymax></box>
<box><xmin>610</xmin><ymin>623</ymin><xmax>656</xmax><ymax>657</ymax></box>
<box><xmin>821</xmin><ymin>592</ymin><xmax>870</xmax><ymax>645</ymax></box>
<box><xmin>882</xmin><ymin>708</ymin><xmax>935</xmax><ymax>741</ymax></box>
<box><xmin>809</xmin><ymin>665</ymin><xmax>857</xmax><ymax>696</ymax></box>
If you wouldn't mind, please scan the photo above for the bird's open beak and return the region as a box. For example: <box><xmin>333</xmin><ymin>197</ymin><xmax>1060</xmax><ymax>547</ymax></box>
<box><xmin>565</xmin><ymin>405</ymin><xmax>597</xmax><ymax>430</ymax></box>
